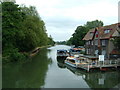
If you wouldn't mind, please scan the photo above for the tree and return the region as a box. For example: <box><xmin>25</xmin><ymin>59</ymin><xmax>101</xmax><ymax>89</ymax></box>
<box><xmin>113</xmin><ymin>37</ymin><xmax>120</xmax><ymax>50</ymax></box>
<box><xmin>2</xmin><ymin>2</ymin><xmax>25</xmax><ymax>53</ymax></box>
<box><xmin>84</xmin><ymin>20</ymin><xmax>103</xmax><ymax>29</ymax></box>
<box><xmin>17</xmin><ymin>5</ymin><xmax>49</xmax><ymax>51</ymax></box>
<box><xmin>2</xmin><ymin>2</ymin><xmax>27</xmax><ymax>62</ymax></box>
<box><xmin>67</xmin><ymin>20</ymin><xmax>104</xmax><ymax>46</ymax></box>
<box><xmin>2</xmin><ymin>2</ymin><xmax>54</xmax><ymax>63</ymax></box>
<box><xmin>71</xmin><ymin>26</ymin><xmax>87</xmax><ymax>46</ymax></box>
<box><xmin>47</xmin><ymin>35</ymin><xmax>55</xmax><ymax>46</ymax></box>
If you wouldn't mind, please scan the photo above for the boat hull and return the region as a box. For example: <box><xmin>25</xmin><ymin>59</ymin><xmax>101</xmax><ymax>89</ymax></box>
<box><xmin>57</xmin><ymin>56</ymin><xmax>68</xmax><ymax>60</ymax></box>
<box><xmin>65</xmin><ymin>60</ymin><xmax>77</xmax><ymax>68</ymax></box>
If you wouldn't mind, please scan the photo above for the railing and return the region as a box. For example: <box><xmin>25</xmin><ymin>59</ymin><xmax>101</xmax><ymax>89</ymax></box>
<box><xmin>92</xmin><ymin>59</ymin><xmax>120</xmax><ymax>66</ymax></box>
<box><xmin>76</xmin><ymin>59</ymin><xmax>120</xmax><ymax>72</ymax></box>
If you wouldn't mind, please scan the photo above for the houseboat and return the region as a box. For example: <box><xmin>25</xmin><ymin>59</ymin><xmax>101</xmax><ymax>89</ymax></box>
<box><xmin>57</xmin><ymin>49</ymin><xmax>69</xmax><ymax>59</ymax></box>
<box><xmin>65</xmin><ymin>55</ymin><xmax>88</xmax><ymax>68</ymax></box>
<box><xmin>65</xmin><ymin>56</ymin><xmax>77</xmax><ymax>68</ymax></box>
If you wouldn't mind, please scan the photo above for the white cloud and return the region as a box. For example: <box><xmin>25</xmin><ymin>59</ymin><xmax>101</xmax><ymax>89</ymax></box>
<box><xmin>16</xmin><ymin>0</ymin><xmax>119</xmax><ymax>41</ymax></box>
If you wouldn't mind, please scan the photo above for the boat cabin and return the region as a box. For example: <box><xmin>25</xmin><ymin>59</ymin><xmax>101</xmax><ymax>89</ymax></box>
<box><xmin>57</xmin><ymin>49</ymin><xmax>69</xmax><ymax>58</ymax></box>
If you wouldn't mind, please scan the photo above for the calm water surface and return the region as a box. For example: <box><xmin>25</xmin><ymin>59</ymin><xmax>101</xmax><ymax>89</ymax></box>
<box><xmin>3</xmin><ymin>45</ymin><xmax>120</xmax><ymax>88</ymax></box>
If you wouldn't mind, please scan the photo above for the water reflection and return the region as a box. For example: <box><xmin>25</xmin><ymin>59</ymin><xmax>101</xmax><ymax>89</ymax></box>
<box><xmin>3</xmin><ymin>48</ymin><xmax>51</xmax><ymax>88</ymax></box>
<box><xmin>3</xmin><ymin>45</ymin><xmax>120</xmax><ymax>88</ymax></box>
<box><xmin>57</xmin><ymin>58</ymin><xmax>66</xmax><ymax>68</ymax></box>
<box><xmin>57</xmin><ymin>58</ymin><xmax>120</xmax><ymax>88</ymax></box>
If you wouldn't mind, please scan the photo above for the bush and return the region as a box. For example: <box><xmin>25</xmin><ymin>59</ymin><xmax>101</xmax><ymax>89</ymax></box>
<box><xmin>3</xmin><ymin>48</ymin><xmax>28</xmax><ymax>63</ymax></box>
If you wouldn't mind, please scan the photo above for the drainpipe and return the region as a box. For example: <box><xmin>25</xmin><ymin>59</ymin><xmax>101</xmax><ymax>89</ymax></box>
<box><xmin>107</xmin><ymin>39</ymin><xmax>110</xmax><ymax>60</ymax></box>
<box><xmin>98</xmin><ymin>30</ymin><xmax>102</xmax><ymax>55</ymax></box>
<box><xmin>93</xmin><ymin>39</ymin><xmax>95</xmax><ymax>56</ymax></box>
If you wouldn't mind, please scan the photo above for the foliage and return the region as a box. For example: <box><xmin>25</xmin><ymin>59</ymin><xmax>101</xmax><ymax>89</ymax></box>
<box><xmin>47</xmin><ymin>35</ymin><xmax>55</xmax><ymax>46</ymax></box>
<box><xmin>71</xmin><ymin>26</ymin><xmax>87</xmax><ymax>46</ymax></box>
<box><xmin>84</xmin><ymin>20</ymin><xmax>103</xmax><ymax>29</ymax></box>
<box><xmin>2</xmin><ymin>2</ymin><xmax>54</xmax><ymax>63</ymax></box>
<box><xmin>112</xmin><ymin>37</ymin><xmax>120</xmax><ymax>51</ymax></box>
<box><xmin>56</xmin><ymin>41</ymin><xmax>67</xmax><ymax>45</ymax></box>
<box><xmin>67</xmin><ymin>20</ymin><xmax>104</xmax><ymax>46</ymax></box>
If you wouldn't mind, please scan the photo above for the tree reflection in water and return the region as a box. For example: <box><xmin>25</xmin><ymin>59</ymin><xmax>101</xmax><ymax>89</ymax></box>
<box><xmin>57</xmin><ymin>58</ymin><xmax>120</xmax><ymax>88</ymax></box>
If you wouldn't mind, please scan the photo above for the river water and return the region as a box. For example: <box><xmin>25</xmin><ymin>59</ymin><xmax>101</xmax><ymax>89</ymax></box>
<box><xmin>2</xmin><ymin>45</ymin><xmax>120</xmax><ymax>88</ymax></box>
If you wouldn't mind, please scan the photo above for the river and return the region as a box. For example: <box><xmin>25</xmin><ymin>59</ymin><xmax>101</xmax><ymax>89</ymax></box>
<box><xmin>2</xmin><ymin>45</ymin><xmax>120</xmax><ymax>88</ymax></box>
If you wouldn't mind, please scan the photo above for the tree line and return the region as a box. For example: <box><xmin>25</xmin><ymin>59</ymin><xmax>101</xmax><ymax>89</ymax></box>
<box><xmin>66</xmin><ymin>20</ymin><xmax>104</xmax><ymax>46</ymax></box>
<box><xmin>2</xmin><ymin>2</ymin><xmax>55</xmax><ymax>63</ymax></box>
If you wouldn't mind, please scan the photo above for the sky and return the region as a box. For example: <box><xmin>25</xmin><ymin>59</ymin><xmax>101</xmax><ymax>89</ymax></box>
<box><xmin>16</xmin><ymin>0</ymin><xmax>120</xmax><ymax>41</ymax></box>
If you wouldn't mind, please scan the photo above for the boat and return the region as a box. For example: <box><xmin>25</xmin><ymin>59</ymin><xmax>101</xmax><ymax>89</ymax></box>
<box><xmin>57</xmin><ymin>49</ymin><xmax>69</xmax><ymax>59</ymax></box>
<box><xmin>69</xmin><ymin>46</ymin><xmax>85</xmax><ymax>55</ymax></box>
<box><xmin>65</xmin><ymin>56</ymin><xmax>77</xmax><ymax>68</ymax></box>
<box><xmin>65</xmin><ymin>55</ymin><xmax>88</xmax><ymax>68</ymax></box>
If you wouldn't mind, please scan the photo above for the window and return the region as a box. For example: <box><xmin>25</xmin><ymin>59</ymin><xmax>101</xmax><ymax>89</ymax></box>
<box><xmin>86</xmin><ymin>41</ymin><xmax>91</xmax><ymax>45</ymax></box>
<box><xmin>91</xmin><ymin>41</ymin><xmax>93</xmax><ymax>45</ymax></box>
<box><xmin>90</xmin><ymin>32</ymin><xmax>94</xmax><ymax>36</ymax></box>
<box><xmin>88</xmin><ymin>41</ymin><xmax>90</xmax><ymax>45</ymax></box>
<box><xmin>86</xmin><ymin>41</ymin><xmax>89</xmax><ymax>45</ymax></box>
<box><xmin>101</xmin><ymin>40</ymin><xmax>106</xmax><ymax>46</ymax></box>
<box><xmin>95</xmin><ymin>39</ymin><xmax>98</xmax><ymax>45</ymax></box>
<box><xmin>95</xmin><ymin>31</ymin><xmax>98</xmax><ymax>38</ymax></box>
<box><xmin>104</xmin><ymin>29</ymin><xmax>111</xmax><ymax>34</ymax></box>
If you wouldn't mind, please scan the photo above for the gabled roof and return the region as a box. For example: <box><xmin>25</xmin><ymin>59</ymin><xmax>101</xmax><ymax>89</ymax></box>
<box><xmin>82</xmin><ymin>28</ymin><xmax>95</xmax><ymax>40</ymax></box>
<box><xmin>83</xmin><ymin>23</ymin><xmax>120</xmax><ymax>41</ymax></box>
<box><xmin>98</xmin><ymin>23</ymin><xmax>119</xmax><ymax>39</ymax></box>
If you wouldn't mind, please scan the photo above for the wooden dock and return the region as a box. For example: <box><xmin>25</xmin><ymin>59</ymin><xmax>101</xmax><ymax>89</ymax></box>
<box><xmin>76</xmin><ymin>59</ymin><xmax>120</xmax><ymax>72</ymax></box>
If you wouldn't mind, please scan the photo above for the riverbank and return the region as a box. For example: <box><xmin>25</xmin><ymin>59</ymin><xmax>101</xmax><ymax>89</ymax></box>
<box><xmin>2</xmin><ymin>45</ymin><xmax>53</xmax><ymax>64</ymax></box>
<box><xmin>2</xmin><ymin>45</ymin><xmax>120</xmax><ymax>88</ymax></box>
<box><xmin>29</xmin><ymin>45</ymin><xmax>52</xmax><ymax>57</ymax></box>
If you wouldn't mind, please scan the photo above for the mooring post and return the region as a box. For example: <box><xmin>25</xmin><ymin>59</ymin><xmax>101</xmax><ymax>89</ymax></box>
<box><xmin>88</xmin><ymin>64</ymin><xmax>89</xmax><ymax>72</ymax></box>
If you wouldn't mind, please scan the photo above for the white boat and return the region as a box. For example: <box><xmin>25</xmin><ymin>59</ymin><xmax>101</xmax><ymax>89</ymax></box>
<box><xmin>65</xmin><ymin>56</ymin><xmax>78</xmax><ymax>68</ymax></box>
<box><xmin>65</xmin><ymin>55</ymin><xmax>88</xmax><ymax>68</ymax></box>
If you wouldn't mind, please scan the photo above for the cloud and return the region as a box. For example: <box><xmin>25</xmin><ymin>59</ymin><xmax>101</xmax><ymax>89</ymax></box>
<box><xmin>16</xmin><ymin>0</ymin><xmax>119</xmax><ymax>41</ymax></box>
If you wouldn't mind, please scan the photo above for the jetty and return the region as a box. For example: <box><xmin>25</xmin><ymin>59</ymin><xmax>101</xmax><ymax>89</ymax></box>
<box><xmin>75</xmin><ymin>55</ymin><xmax>120</xmax><ymax>72</ymax></box>
<box><xmin>71</xmin><ymin>55</ymin><xmax>120</xmax><ymax>72</ymax></box>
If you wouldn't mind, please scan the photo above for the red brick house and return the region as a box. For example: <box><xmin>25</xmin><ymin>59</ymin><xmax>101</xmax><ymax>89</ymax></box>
<box><xmin>83</xmin><ymin>23</ymin><xmax>120</xmax><ymax>59</ymax></box>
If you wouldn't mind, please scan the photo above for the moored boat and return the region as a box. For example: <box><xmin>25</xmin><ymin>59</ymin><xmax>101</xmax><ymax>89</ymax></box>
<box><xmin>57</xmin><ymin>49</ymin><xmax>69</xmax><ymax>59</ymax></box>
<box><xmin>65</xmin><ymin>56</ymin><xmax>77</xmax><ymax>68</ymax></box>
<box><xmin>69</xmin><ymin>46</ymin><xmax>85</xmax><ymax>55</ymax></box>
<box><xmin>65</xmin><ymin>55</ymin><xmax>89</xmax><ymax>68</ymax></box>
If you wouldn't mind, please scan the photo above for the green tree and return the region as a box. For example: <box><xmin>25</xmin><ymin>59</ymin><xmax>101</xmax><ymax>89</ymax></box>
<box><xmin>71</xmin><ymin>26</ymin><xmax>87</xmax><ymax>46</ymax></box>
<box><xmin>2</xmin><ymin>2</ymin><xmax>27</xmax><ymax>62</ymax></box>
<box><xmin>112</xmin><ymin>29</ymin><xmax>120</xmax><ymax>51</ymax></box>
<box><xmin>67</xmin><ymin>20</ymin><xmax>104</xmax><ymax>46</ymax></box>
<box><xmin>19</xmin><ymin>6</ymin><xmax>48</xmax><ymax>51</ymax></box>
<box><xmin>84</xmin><ymin>20</ymin><xmax>103</xmax><ymax>29</ymax></box>
<box><xmin>47</xmin><ymin>35</ymin><xmax>55</xmax><ymax>46</ymax></box>
<box><xmin>2</xmin><ymin>2</ymin><xmax>54</xmax><ymax>63</ymax></box>
<box><xmin>66</xmin><ymin>37</ymin><xmax>73</xmax><ymax>45</ymax></box>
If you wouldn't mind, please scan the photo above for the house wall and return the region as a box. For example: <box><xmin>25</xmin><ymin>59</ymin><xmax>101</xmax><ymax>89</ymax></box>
<box><xmin>108</xmin><ymin>39</ymin><xmax>115</xmax><ymax>54</ymax></box>
<box><xmin>100</xmin><ymin>39</ymin><xmax>109</xmax><ymax>59</ymax></box>
<box><xmin>85</xmin><ymin>39</ymin><xmax>114</xmax><ymax>59</ymax></box>
<box><xmin>85</xmin><ymin>40</ymin><xmax>94</xmax><ymax>55</ymax></box>
<box><xmin>84</xmin><ymin>23</ymin><xmax>120</xmax><ymax>59</ymax></box>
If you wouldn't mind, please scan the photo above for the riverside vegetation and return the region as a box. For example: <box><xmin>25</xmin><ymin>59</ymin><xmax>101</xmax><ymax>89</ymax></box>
<box><xmin>2</xmin><ymin>2</ymin><xmax>120</xmax><ymax>63</ymax></box>
<box><xmin>2</xmin><ymin>2</ymin><xmax>55</xmax><ymax>63</ymax></box>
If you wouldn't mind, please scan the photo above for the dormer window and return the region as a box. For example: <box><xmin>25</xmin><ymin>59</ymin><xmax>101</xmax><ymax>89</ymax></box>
<box><xmin>104</xmin><ymin>29</ymin><xmax>111</xmax><ymax>34</ymax></box>
<box><xmin>95</xmin><ymin>31</ymin><xmax>98</xmax><ymax>38</ymax></box>
<box><xmin>90</xmin><ymin>32</ymin><xmax>94</xmax><ymax>36</ymax></box>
